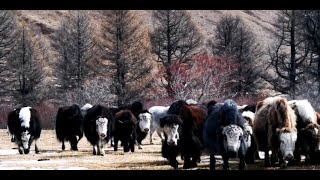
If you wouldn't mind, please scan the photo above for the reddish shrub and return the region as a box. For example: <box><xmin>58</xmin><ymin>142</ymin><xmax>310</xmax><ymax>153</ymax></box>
<box><xmin>34</xmin><ymin>101</ymin><xmax>60</xmax><ymax>129</ymax></box>
<box><xmin>0</xmin><ymin>106</ymin><xmax>13</xmax><ymax>129</ymax></box>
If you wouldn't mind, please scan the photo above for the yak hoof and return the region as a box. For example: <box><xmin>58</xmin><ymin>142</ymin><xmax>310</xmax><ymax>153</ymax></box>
<box><xmin>280</xmin><ymin>163</ymin><xmax>287</xmax><ymax>169</ymax></box>
<box><xmin>239</xmin><ymin>164</ymin><xmax>247</xmax><ymax>170</ymax></box>
<box><xmin>183</xmin><ymin>164</ymin><xmax>190</xmax><ymax>169</ymax></box>
<box><xmin>223</xmin><ymin>165</ymin><xmax>230</xmax><ymax>170</ymax></box>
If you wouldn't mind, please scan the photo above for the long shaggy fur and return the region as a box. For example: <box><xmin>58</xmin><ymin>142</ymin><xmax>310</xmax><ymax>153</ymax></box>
<box><xmin>167</xmin><ymin>100</ymin><xmax>187</xmax><ymax>115</ymax></box>
<box><xmin>83</xmin><ymin>105</ymin><xmax>114</xmax><ymax>146</ymax></box>
<box><xmin>289</xmin><ymin>100</ymin><xmax>317</xmax><ymax>127</ymax></box>
<box><xmin>180</xmin><ymin>104</ymin><xmax>208</xmax><ymax>169</ymax></box>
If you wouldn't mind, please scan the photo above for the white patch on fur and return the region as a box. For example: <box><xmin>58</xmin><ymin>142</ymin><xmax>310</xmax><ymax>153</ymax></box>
<box><xmin>243</xmin><ymin>125</ymin><xmax>253</xmax><ymax>148</ymax></box>
<box><xmin>148</xmin><ymin>106</ymin><xmax>170</xmax><ymax>142</ymax></box>
<box><xmin>19</xmin><ymin>107</ymin><xmax>31</xmax><ymax>128</ymax></box>
<box><xmin>138</xmin><ymin>112</ymin><xmax>151</xmax><ymax>132</ymax></box>
<box><xmin>96</xmin><ymin>117</ymin><xmax>108</xmax><ymax>139</ymax></box>
<box><xmin>279</xmin><ymin>132</ymin><xmax>297</xmax><ymax>159</ymax></box>
<box><xmin>81</xmin><ymin>103</ymin><xmax>93</xmax><ymax>117</ymax></box>
<box><xmin>242</xmin><ymin>111</ymin><xmax>255</xmax><ymax>122</ymax></box>
<box><xmin>81</xmin><ymin>103</ymin><xmax>93</xmax><ymax>111</ymax></box>
<box><xmin>288</xmin><ymin>99</ymin><xmax>316</xmax><ymax>123</ymax></box>
<box><xmin>163</xmin><ymin>124</ymin><xmax>179</xmax><ymax>146</ymax></box>
<box><xmin>21</xmin><ymin>131</ymin><xmax>31</xmax><ymax>149</ymax></box>
<box><xmin>222</xmin><ymin>125</ymin><xmax>243</xmax><ymax>153</ymax></box>
<box><xmin>186</xmin><ymin>99</ymin><xmax>197</xmax><ymax>105</ymax></box>
<box><xmin>237</xmin><ymin>105</ymin><xmax>247</xmax><ymax>111</ymax></box>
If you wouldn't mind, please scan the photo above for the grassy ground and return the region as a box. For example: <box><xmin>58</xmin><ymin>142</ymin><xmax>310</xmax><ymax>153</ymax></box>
<box><xmin>0</xmin><ymin>129</ymin><xmax>320</xmax><ymax>170</ymax></box>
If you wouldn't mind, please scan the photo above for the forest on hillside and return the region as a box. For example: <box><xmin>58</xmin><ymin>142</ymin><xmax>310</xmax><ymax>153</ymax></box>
<box><xmin>1</xmin><ymin>10</ymin><xmax>320</xmax><ymax>128</ymax></box>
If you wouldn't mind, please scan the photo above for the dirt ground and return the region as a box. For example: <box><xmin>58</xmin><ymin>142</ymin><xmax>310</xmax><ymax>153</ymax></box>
<box><xmin>1</xmin><ymin>129</ymin><xmax>320</xmax><ymax>170</ymax></box>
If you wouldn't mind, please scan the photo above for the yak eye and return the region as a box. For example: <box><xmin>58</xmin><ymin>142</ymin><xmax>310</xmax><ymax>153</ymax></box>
<box><xmin>175</xmin><ymin>134</ymin><xmax>178</xmax><ymax>138</ymax></box>
<box><xmin>239</xmin><ymin>136</ymin><xmax>241</xmax><ymax>140</ymax></box>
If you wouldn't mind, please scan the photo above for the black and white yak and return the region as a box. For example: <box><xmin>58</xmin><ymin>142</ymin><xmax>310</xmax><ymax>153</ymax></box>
<box><xmin>203</xmin><ymin>99</ymin><xmax>248</xmax><ymax>170</ymax></box>
<box><xmin>83</xmin><ymin>104</ymin><xmax>114</xmax><ymax>156</ymax></box>
<box><xmin>7</xmin><ymin>107</ymin><xmax>41</xmax><ymax>154</ymax></box>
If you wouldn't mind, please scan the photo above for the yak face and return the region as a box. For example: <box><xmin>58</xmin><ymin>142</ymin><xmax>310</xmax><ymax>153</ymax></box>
<box><xmin>222</xmin><ymin>124</ymin><xmax>243</xmax><ymax>156</ymax></box>
<box><xmin>96</xmin><ymin>117</ymin><xmax>108</xmax><ymax>139</ymax></box>
<box><xmin>163</xmin><ymin>124</ymin><xmax>180</xmax><ymax>146</ymax></box>
<box><xmin>138</xmin><ymin>112</ymin><xmax>151</xmax><ymax>133</ymax></box>
<box><xmin>277</xmin><ymin>129</ymin><xmax>297</xmax><ymax>161</ymax></box>
<box><xmin>21</xmin><ymin>130</ymin><xmax>31</xmax><ymax>153</ymax></box>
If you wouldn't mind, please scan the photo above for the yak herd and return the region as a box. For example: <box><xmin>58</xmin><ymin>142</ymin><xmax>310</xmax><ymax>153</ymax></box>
<box><xmin>6</xmin><ymin>96</ymin><xmax>320</xmax><ymax>170</ymax></box>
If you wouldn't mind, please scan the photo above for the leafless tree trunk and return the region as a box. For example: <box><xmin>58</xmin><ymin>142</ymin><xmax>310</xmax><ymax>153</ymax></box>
<box><xmin>304</xmin><ymin>10</ymin><xmax>320</xmax><ymax>95</ymax></box>
<box><xmin>63</xmin><ymin>76</ymin><xmax>115</xmax><ymax>107</ymax></box>
<box><xmin>150</xmin><ymin>10</ymin><xmax>203</xmax><ymax>98</ymax></box>
<box><xmin>99</xmin><ymin>10</ymin><xmax>153</xmax><ymax>106</ymax></box>
<box><xmin>267</xmin><ymin>10</ymin><xmax>309</xmax><ymax>99</ymax></box>
<box><xmin>54</xmin><ymin>10</ymin><xmax>94</xmax><ymax>91</ymax></box>
<box><xmin>0</xmin><ymin>10</ymin><xmax>18</xmax><ymax>101</ymax></box>
<box><xmin>7</xmin><ymin>25</ymin><xmax>45</xmax><ymax>106</ymax></box>
<box><xmin>208</xmin><ymin>14</ymin><xmax>263</xmax><ymax>96</ymax></box>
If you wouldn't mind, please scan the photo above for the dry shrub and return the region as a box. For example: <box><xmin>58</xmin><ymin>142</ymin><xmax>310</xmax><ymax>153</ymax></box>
<box><xmin>34</xmin><ymin>101</ymin><xmax>60</xmax><ymax>129</ymax></box>
<box><xmin>0</xmin><ymin>105</ymin><xmax>13</xmax><ymax>129</ymax></box>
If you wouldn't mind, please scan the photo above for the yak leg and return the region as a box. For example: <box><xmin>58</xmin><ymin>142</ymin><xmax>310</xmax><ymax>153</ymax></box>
<box><xmin>18</xmin><ymin>144</ymin><xmax>23</xmax><ymax>154</ymax></box>
<box><xmin>222</xmin><ymin>153</ymin><xmax>230</xmax><ymax>170</ymax></box>
<box><xmin>62</xmin><ymin>141</ymin><xmax>65</xmax><ymax>151</ymax></box>
<box><xmin>264</xmin><ymin>149</ymin><xmax>271</xmax><ymax>167</ymax></box>
<box><xmin>239</xmin><ymin>153</ymin><xmax>247</xmax><ymax>170</ymax></box>
<box><xmin>149</xmin><ymin>127</ymin><xmax>155</xmax><ymax>144</ymax></box>
<box><xmin>278</xmin><ymin>153</ymin><xmax>287</xmax><ymax>169</ymax></box>
<box><xmin>114</xmin><ymin>137</ymin><xmax>119</xmax><ymax>151</ymax></box>
<box><xmin>169</xmin><ymin>156</ymin><xmax>178</xmax><ymax>169</ymax></box>
<box><xmin>93</xmin><ymin>145</ymin><xmax>97</xmax><ymax>155</ymax></box>
<box><xmin>183</xmin><ymin>154</ymin><xmax>191</xmax><ymax>169</ymax></box>
<box><xmin>210</xmin><ymin>154</ymin><xmax>216</xmax><ymax>170</ymax></box>
<box><xmin>98</xmin><ymin>140</ymin><xmax>105</xmax><ymax>156</ymax></box>
<box><xmin>156</xmin><ymin>129</ymin><xmax>164</xmax><ymax>143</ymax></box>
<box><xmin>35</xmin><ymin>139</ymin><xmax>39</xmax><ymax>154</ymax></box>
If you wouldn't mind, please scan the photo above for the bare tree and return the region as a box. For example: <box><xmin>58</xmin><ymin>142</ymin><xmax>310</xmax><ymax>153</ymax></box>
<box><xmin>98</xmin><ymin>10</ymin><xmax>153</xmax><ymax>106</ymax></box>
<box><xmin>7</xmin><ymin>25</ymin><xmax>45</xmax><ymax>106</ymax></box>
<box><xmin>150</xmin><ymin>10</ymin><xmax>203</xmax><ymax>98</ymax></box>
<box><xmin>303</xmin><ymin>10</ymin><xmax>320</xmax><ymax>94</ymax></box>
<box><xmin>208</xmin><ymin>14</ymin><xmax>263</xmax><ymax>95</ymax></box>
<box><xmin>54</xmin><ymin>10</ymin><xmax>94</xmax><ymax>91</ymax></box>
<box><xmin>0</xmin><ymin>10</ymin><xmax>18</xmax><ymax>100</ymax></box>
<box><xmin>63</xmin><ymin>76</ymin><xmax>116</xmax><ymax>107</ymax></box>
<box><xmin>151</xmin><ymin>53</ymin><xmax>238</xmax><ymax>102</ymax></box>
<box><xmin>266</xmin><ymin>10</ymin><xmax>309</xmax><ymax>98</ymax></box>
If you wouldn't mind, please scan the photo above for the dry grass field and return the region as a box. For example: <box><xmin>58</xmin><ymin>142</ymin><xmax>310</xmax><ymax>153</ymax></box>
<box><xmin>0</xmin><ymin>129</ymin><xmax>320</xmax><ymax>170</ymax></box>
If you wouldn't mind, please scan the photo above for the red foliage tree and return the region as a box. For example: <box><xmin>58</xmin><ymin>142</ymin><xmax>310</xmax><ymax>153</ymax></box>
<box><xmin>150</xmin><ymin>53</ymin><xmax>239</xmax><ymax>102</ymax></box>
